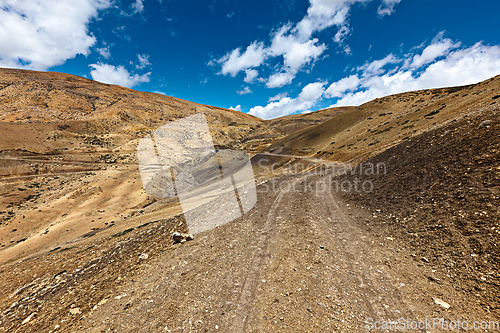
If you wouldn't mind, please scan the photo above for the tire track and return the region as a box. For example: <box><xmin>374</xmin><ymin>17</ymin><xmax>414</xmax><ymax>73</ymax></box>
<box><xmin>322</xmin><ymin>191</ymin><xmax>422</xmax><ymax>328</ymax></box>
<box><xmin>231</xmin><ymin>180</ymin><xmax>298</xmax><ymax>332</ymax></box>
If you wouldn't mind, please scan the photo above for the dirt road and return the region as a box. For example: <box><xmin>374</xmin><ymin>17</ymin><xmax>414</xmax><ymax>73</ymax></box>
<box><xmin>51</xmin><ymin>172</ymin><xmax>492</xmax><ymax>333</ymax></box>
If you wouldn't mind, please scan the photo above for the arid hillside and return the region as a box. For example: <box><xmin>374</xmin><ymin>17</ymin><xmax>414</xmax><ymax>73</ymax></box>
<box><xmin>267</xmin><ymin>75</ymin><xmax>500</xmax><ymax>163</ymax></box>
<box><xmin>338</xmin><ymin>102</ymin><xmax>500</xmax><ymax>316</ymax></box>
<box><xmin>0</xmin><ymin>68</ymin><xmax>350</xmax><ymax>265</ymax></box>
<box><xmin>0</xmin><ymin>68</ymin><xmax>261</xmax><ymax>150</ymax></box>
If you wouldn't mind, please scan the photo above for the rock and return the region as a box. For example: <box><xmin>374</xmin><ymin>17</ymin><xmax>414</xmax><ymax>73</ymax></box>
<box><xmin>69</xmin><ymin>307</ymin><xmax>81</xmax><ymax>315</ymax></box>
<box><xmin>22</xmin><ymin>312</ymin><xmax>35</xmax><ymax>324</ymax></box>
<box><xmin>478</xmin><ymin>120</ymin><xmax>492</xmax><ymax>129</ymax></box>
<box><xmin>433</xmin><ymin>298</ymin><xmax>450</xmax><ymax>309</ymax></box>
<box><xmin>98</xmin><ymin>298</ymin><xmax>108</xmax><ymax>306</ymax></box>
<box><xmin>139</xmin><ymin>253</ymin><xmax>149</xmax><ymax>260</ymax></box>
<box><xmin>114</xmin><ymin>294</ymin><xmax>127</xmax><ymax>300</ymax></box>
<box><xmin>173</xmin><ymin>232</ymin><xmax>194</xmax><ymax>243</ymax></box>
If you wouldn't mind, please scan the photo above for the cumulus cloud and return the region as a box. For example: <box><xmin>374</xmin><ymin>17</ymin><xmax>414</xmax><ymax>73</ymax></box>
<box><xmin>218</xmin><ymin>41</ymin><xmax>267</xmax><ymax>76</ymax></box>
<box><xmin>251</xmin><ymin>33</ymin><xmax>500</xmax><ymax>119</ymax></box>
<box><xmin>377</xmin><ymin>0</ymin><xmax>402</xmax><ymax>17</ymax></box>
<box><xmin>216</xmin><ymin>0</ymin><xmax>375</xmax><ymax>88</ymax></box>
<box><xmin>112</xmin><ymin>26</ymin><xmax>131</xmax><ymax>42</ymax></box>
<box><xmin>406</xmin><ymin>33</ymin><xmax>461</xmax><ymax>69</ymax></box>
<box><xmin>268</xmin><ymin>93</ymin><xmax>288</xmax><ymax>103</ymax></box>
<box><xmin>229</xmin><ymin>105</ymin><xmax>242</xmax><ymax>111</ymax></box>
<box><xmin>249</xmin><ymin>82</ymin><xmax>326</xmax><ymax>119</ymax></box>
<box><xmin>89</xmin><ymin>63</ymin><xmax>150</xmax><ymax>88</ymax></box>
<box><xmin>357</xmin><ymin>53</ymin><xmax>400</xmax><ymax>74</ymax></box>
<box><xmin>0</xmin><ymin>0</ymin><xmax>112</xmax><ymax>70</ymax></box>
<box><xmin>244</xmin><ymin>69</ymin><xmax>259</xmax><ymax>83</ymax></box>
<box><xmin>324</xmin><ymin>74</ymin><xmax>361</xmax><ymax>98</ymax></box>
<box><xmin>121</xmin><ymin>0</ymin><xmax>144</xmax><ymax>16</ymax></box>
<box><xmin>237</xmin><ymin>87</ymin><xmax>252</xmax><ymax>95</ymax></box>
<box><xmin>294</xmin><ymin>0</ymin><xmax>365</xmax><ymax>40</ymax></box>
<box><xmin>328</xmin><ymin>35</ymin><xmax>500</xmax><ymax>107</ymax></box>
<box><xmin>334</xmin><ymin>26</ymin><xmax>351</xmax><ymax>44</ymax></box>
<box><xmin>267</xmin><ymin>72</ymin><xmax>296</xmax><ymax>89</ymax></box>
<box><xmin>266</xmin><ymin>26</ymin><xmax>327</xmax><ymax>87</ymax></box>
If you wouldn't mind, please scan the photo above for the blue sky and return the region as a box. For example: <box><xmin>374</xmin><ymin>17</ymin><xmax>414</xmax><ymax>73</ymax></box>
<box><xmin>1</xmin><ymin>0</ymin><xmax>500</xmax><ymax>119</ymax></box>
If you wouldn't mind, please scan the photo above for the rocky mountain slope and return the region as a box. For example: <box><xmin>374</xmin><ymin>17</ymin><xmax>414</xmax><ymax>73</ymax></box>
<box><xmin>267</xmin><ymin>75</ymin><xmax>500</xmax><ymax>163</ymax></box>
<box><xmin>0</xmin><ymin>68</ymin><xmax>342</xmax><ymax>265</ymax></box>
<box><xmin>338</xmin><ymin>106</ymin><xmax>500</xmax><ymax>314</ymax></box>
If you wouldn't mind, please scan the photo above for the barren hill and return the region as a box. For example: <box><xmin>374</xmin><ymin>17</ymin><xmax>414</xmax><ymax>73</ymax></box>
<box><xmin>0</xmin><ymin>68</ymin><xmax>344</xmax><ymax>265</ymax></box>
<box><xmin>267</xmin><ymin>75</ymin><xmax>500</xmax><ymax>163</ymax></box>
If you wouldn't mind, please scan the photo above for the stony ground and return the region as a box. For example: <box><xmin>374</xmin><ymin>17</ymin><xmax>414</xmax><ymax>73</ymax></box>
<box><xmin>338</xmin><ymin>106</ymin><xmax>500</xmax><ymax>319</ymax></box>
<box><xmin>1</xmin><ymin>172</ymin><xmax>497</xmax><ymax>332</ymax></box>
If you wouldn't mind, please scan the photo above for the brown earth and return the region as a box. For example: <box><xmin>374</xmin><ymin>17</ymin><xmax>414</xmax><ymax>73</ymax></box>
<box><xmin>337</xmin><ymin>106</ymin><xmax>500</xmax><ymax>316</ymax></box>
<box><xmin>0</xmin><ymin>68</ymin><xmax>345</xmax><ymax>265</ymax></box>
<box><xmin>267</xmin><ymin>75</ymin><xmax>500</xmax><ymax>163</ymax></box>
<box><xmin>2</xmin><ymin>174</ymin><xmax>497</xmax><ymax>332</ymax></box>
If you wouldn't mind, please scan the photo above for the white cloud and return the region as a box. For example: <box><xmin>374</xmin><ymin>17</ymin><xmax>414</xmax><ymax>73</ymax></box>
<box><xmin>357</xmin><ymin>53</ymin><xmax>400</xmax><ymax>74</ymax></box>
<box><xmin>218</xmin><ymin>41</ymin><xmax>267</xmax><ymax>76</ymax></box>
<box><xmin>268</xmin><ymin>93</ymin><xmax>288</xmax><ymax>102</ymax></box>
<box><xmin>229</xmin><ymin>105</ymin><xmax>242</xmax><ymax>111</ymax></box>
<box><xmin>249</xmin><ymin>82</ymin><xmax>326</xmax><ymax>119</ymax></box>
<box><xmin>251</xmin><ymin>33</ymin><xmax>500</xmax><ymax>119</ymax></box>
<box><xmin>334</xmin><ymin>26</ymin><xmax>351</xmax><ymax>44</ymax></box>
<box><xmin>216</xmin><ymin>0</ymin><xmax>374</xmax><ymax>88</ymax></box>
<box><xmin>267</xmin><ymin>72</ymin><xmax>296</xmax><ymax>88</ymax></box>
<box><xmin>244</xmin><ymin>69</ymin><xmax>259</xmax><ymax>83</ymax></box>
<box><xmin>96</xmin><ymin>46</ymin><xmax>111</xmax><ymax>59</ymax></box>
<box><xmin>343</xmin><ymin>45</ymin><xmax>353</xmax><ymax>55</ymax></box>
<box><xmin>0</xmin><ymin>0</ymin><xmax>112</xmax><ymax>70</ymax></box>
<box><xmin>298</xmin><ymin>81</ymin><xmax>326</xmax><ymax>101</ymax></box>
<box><xmin>136</xmin><ymin>54</ymin><xmax>151</xmax><ymax>69</ymax></box>
<box><xmin>89</xmin><ymin>63</ymin><xmax>150</xmax><ymax>88</ymax></box>
<box><xmin>294</xmin><ymin>0</ymin><xmax>366</xmax><ymax>40</ymax></box>
<box><xmin>237</xmin><ymin>87</ymin><xmax>252</xmax><ymax>95</ymax></box>
<box><xmin>112</xmin><ymin>26</ymin><xmax>131</xmax><ymax>42</ymax></box>
<box><xmin>325</xmin><ymin>74</ymin><xmax>360</xmax><ymax>98</ymax></box>
<box><xmin>377</xmin><ymin>0</ymin><xmax>402</xmax><ymax>17</ymax></box>
<box><xmin>407</xmin><ymin>33</ymin><xmax>460</xmax><ymax>68</ymax></box>
<box><xmin>131</xmin><ymin>0</ymin><xmax>144</xmax><ymax>14</ymax></box>
<box><xmin>328</xmin><ymin>37</ymin><xmax>500</xmax><ymax>107</ymax></box>
<box><xmin>266</xmin><ymin>27</ymin><xmax>327</xmax><ymax>87</ymax></box>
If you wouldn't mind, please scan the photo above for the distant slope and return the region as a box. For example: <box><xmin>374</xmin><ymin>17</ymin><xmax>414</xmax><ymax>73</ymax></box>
<box><xmin>0</xmin><ymin>68</ymin><xmax>348</xmax><ymax>154</ymax></box>
<box><xmin>0</xmin><ymin>68</ymin><xmax>262</xmax><ymax>152</ymax></box>
<box><xmin>267</xmin><ymin>75</ymin><xmax>500</xmax><ymax>163</ymax></box>
<box><xmin>235</xmin><ymin>106</ymin><xmax>354</xmax><ymax>152</ymax></box>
